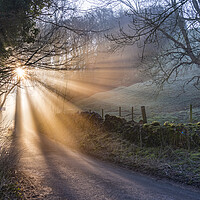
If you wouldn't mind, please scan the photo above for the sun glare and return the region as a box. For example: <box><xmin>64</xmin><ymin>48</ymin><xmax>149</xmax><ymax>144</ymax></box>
<box><xmin>15</xmin><ymin>68</ymin><xmax>26</xmax><ymax>79</ymax></box>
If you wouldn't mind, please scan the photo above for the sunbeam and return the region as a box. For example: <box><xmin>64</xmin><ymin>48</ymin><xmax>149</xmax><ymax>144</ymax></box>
<box><xmin>14</xmin><ymin>68</ymin><xmax>27</xmax><ymax>80</ymax></box>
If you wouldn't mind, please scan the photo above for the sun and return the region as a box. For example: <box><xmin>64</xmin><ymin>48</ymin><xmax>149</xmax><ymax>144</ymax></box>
<box><xmin>14</xmin><ymin>68</ymin><xmax>26</xmax><ymax>79</ymax></box>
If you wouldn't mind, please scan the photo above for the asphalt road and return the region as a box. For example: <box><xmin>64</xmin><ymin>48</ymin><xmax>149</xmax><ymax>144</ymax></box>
<box><xmin>14</xmin><ymin>88</ymin><xmax>200</xmax><ymax>200</ymax></box>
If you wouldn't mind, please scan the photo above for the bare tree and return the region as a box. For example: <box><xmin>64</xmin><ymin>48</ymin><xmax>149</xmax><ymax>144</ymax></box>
<box><xmin>0</xmin><ymin>0</ymin><xmax>92</xmax><ymax>106</ymax></box>
<box><xmin>0</xmin><ymin>1</ymin><xmax>120</xmax><ymax>107</ymax></box>
<box><xmin>107</xmin><ymin>0</ymin><xmax>200</xmax><ymax>88</ymax></box>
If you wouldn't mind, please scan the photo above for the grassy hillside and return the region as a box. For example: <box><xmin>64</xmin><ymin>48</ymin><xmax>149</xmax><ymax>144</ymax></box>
<box><xmin>76</xmin><ymin>78</ymin><xmax>200</xmax><ymax>123</ymax></box>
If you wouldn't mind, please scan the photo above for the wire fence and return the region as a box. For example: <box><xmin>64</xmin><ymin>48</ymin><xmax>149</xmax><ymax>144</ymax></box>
<box><xmin>80</xmin><ymin>104</ymin><xmax>199</xmax><ymax>124</ymax></box>
<box><xmin>83</xmin><ymin>106</ymin><xmax>151</xmax><ymax>123</ymax></box>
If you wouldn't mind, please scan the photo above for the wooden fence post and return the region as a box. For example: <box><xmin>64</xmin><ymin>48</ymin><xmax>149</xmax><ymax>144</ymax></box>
<box><xmin>132</xmin><ymin>107</ymin><xmax>134</xmax><ymax>121</ymax></box>
<box><xmin>190</xmin><ymin>104</ymin><xmax>192</xmax><ymax>123</ymax></box>
<box><xmin>119</xmin><ymin>107</ymin><xmax>121</xmax><ymax>117</ymax></box>
<box><xmin>141</xmin><ymin>106</ymin><xmax>147</xmax><ymax>123</ymax></box>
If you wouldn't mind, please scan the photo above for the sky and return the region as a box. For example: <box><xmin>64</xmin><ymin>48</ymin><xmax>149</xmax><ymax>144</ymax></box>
<box><xmin>78</xmin><ymin>0</ymin><xmax>122</xmax><ymax>12</ymax></box>
<box><xmin>78</xmin><ymin>0</ymin><xmax>99</xmax><ymax>10</ymax></box>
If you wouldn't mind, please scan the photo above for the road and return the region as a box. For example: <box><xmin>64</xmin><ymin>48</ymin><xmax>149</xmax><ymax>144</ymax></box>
<box><xmin>14</xmin><ymin>88</ymin><xmax>200</xmax><ymax>200</ymax></box>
